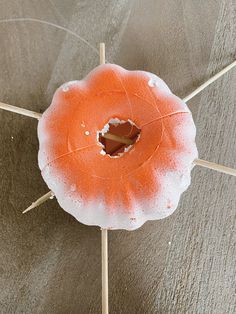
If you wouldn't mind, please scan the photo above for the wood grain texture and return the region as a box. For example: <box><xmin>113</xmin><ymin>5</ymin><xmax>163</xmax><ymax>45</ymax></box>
<box><xmin>0</xmin><ymin>0</ymin><xmax>235</xmax><ymax>313</ymax></box>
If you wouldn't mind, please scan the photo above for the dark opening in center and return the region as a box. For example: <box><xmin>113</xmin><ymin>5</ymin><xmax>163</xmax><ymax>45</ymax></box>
<box><xmin>99</xmin><ymin>119</ymin><xmax>141</xmax><ymax>157</ymax></box>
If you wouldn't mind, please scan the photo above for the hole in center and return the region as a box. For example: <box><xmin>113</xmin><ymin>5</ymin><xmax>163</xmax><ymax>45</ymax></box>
<box><xmin>98</xmin><ymin>118</ymin><xmax>141</xmax><ymax>158</ymax></box>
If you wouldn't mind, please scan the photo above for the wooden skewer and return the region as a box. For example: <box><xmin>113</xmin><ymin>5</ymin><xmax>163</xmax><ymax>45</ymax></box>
<box><xmin>100</xmin><ymin>42</ymin><xmax>106</xmax><ymax>66</ymax></box>
<box><xmin>22</xmin><ymin>191</ymin><xmax>54</xmax><ymax>214</ymax></box>
<box><xmin>0</xmin><ymin>99</ymin><xmax>130</xmax><ymax>145</ymax></box>
<box><xmin>102</xmin><ymin>132</ymin><xmax>133</xmax><ymax>145</ymax></box>
<box><xmin>101</xmin><ymin>228</ymin><xmax>108</xmax><ymax>314</ymax></box>
<box><xmin>3</xmin><ymin>90</ymin><xmax>234</xmax><ymax>178</ymax></box>
<box><xmin>100</xmin><ymin>42</ymin><xmax>109</xmax><ymax>314</ymax></box>
<box><xmin>21</xmin><ymin>158</ymin><xmax>236</xmax><ymax>216</ymax></box>
<box><xmin>194</xmin><ymin>159</ymin><xmax>236</xmax><ymax>176</ymax></box>
<box><xmin>1</xmin><ymin>60</ymin><xmax>235</xmax><ymax>119</ymax></box>
<box><xmin>101</xmin><ymin>134</ymin><xmax>236</xmax><ymax>178</ymax></box>
<box><xmin>183</xmin><ymin>60</ymin><xmax>236</xmax><ymax>102</ymax></box>
<box><xmin>0</xmin><ymin>101</ymin><xmax>42</xmax><ymax>119</ymax></box>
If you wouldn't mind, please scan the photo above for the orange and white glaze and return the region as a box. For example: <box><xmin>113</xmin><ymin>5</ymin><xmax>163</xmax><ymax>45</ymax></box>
<box><xmin>38</xmin><ymin>64</ymin><xmax>198</xmax><ymax>230</ymax></box>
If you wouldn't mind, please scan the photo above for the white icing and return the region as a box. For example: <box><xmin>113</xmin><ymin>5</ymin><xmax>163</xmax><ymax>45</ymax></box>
<box><xmin>100</xmin><ymin>150</ymin><xmax>106</xmax><ymax>156</ymax></box>
<box><xmin>146</xmin><ymin>73</ymin><xmax>171</xmax><ymax>94</ymax></box>
<box><xmin>61</xmin><ymin>80</ymin><xmax>79</xmax><ymax>92</ymax></box>
<box><xmin>148</xmin><ymin>78</ymin><xmax>158</xmax><ymax>87</ymax></box>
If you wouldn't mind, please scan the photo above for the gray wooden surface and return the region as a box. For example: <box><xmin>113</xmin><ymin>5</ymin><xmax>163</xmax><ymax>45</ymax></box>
<box><xmin>0</xmin><ymin>1</ymin><xmax>235</xmax><ymax>313</ymax></box>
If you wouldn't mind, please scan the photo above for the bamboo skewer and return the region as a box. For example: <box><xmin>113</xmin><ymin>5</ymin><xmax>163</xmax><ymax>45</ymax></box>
<box><xmin>183</xmin><ymin>60</ymin><xmax>236</xmax><ymax>102</ymax></box>
<box><xmin>102</xmin><ymin>132</ymin><xmax>133</xmax><ymax>145</ymax></box>
<box><xmin>101</xmin><ymin>228</ymin><xmax>108</xmax><ymax>314</ymax></box>
<box><xmin>100</xmin><ymin>42</ymin><xmax>109</xmax><ymax>314</ymax></box>
<box><xmin>100</xmin><ymin>42</ymin><xmax>106</xmax><ymax>66</ymax></box>
<box><xmin>194</xmin><ymin>159</ymin><xmax>236</xmax><ymax>176</ymax></box>
<box><xmin>22</xmin><ymin>158</ymin><xmax>236</xmax><ymax>215</ymax></box>
<box><xmin>22</xmin><ymin>191</ymin><xmax>54</xmax><ymax>214</ymax></box>
<box><xmin>102</xmin><ymin>134</ymin><xmax>236</xmax><ymax>177</ymax></box>
<box><xmin>0</xmin><ymin>60</ymin><xmax>235</xmax><ymax>119</ymax></box>
<box><xmin>0</xmin><ymin>101</ymin><xmax>42</xmax><ymax>119</ymax></box>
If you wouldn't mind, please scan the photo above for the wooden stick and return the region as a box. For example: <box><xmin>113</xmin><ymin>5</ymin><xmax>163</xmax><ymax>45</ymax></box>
<box><xmin>1</xmin><ymin>60</ymin><xmax>235</xmax><ymax>120</ymax></box>
<box><xmin>20</xmin><ymin>161</ymin><xmax>235</xmax><ymax>211</ymax></box>
<box><xmin>22</xmin><ymin>191</ymin><xmax>54</xmax><ymax>214</ymax></box>
<box><xmin>100</xmin><ymin>42</ymin><xmax>106</xmax><ymax>66</ymax></box>
<box><xmin>101</xmin><ymin>129</ymin><xmax>236</xmax><ymax>178</ymax></box>
<box><xmin>100</xmin><ymin>134</ymin><xmax>236</xmax><ymax>177</ymax></box>
<box><xmin>101</xmin><ymin>228</ymin><xmax>108</xmax><ymax>314</ymax></box>
<box><xmin>100</xmin><ymin>42</ymin><xmax>109</xmax><ymax>314</ymax></box>
<box><xmin>102</xmin><ymin>132</ymin><xmax>133</xmax><ymax>145</ymax></box>
<box><xmin>183</xmin><ymin>60</ymin><xmax>236</xmax><ymax>102</ymax></box>
<box><xmin>194</xmin><ymin>158</ymin><xmax>236</xmax><ymax>176</ymax></box>
<box><xmin>0</xmin><ymin>101</ymin><xmax>42</xmax><ymax>120</ymax></box>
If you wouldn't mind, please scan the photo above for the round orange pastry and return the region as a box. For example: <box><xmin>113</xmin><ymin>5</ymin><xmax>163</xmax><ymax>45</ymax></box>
<box><xmin>38</xmin><ymin>64</ymin><xmax>198</xmax><ymax>230</ymax></box>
